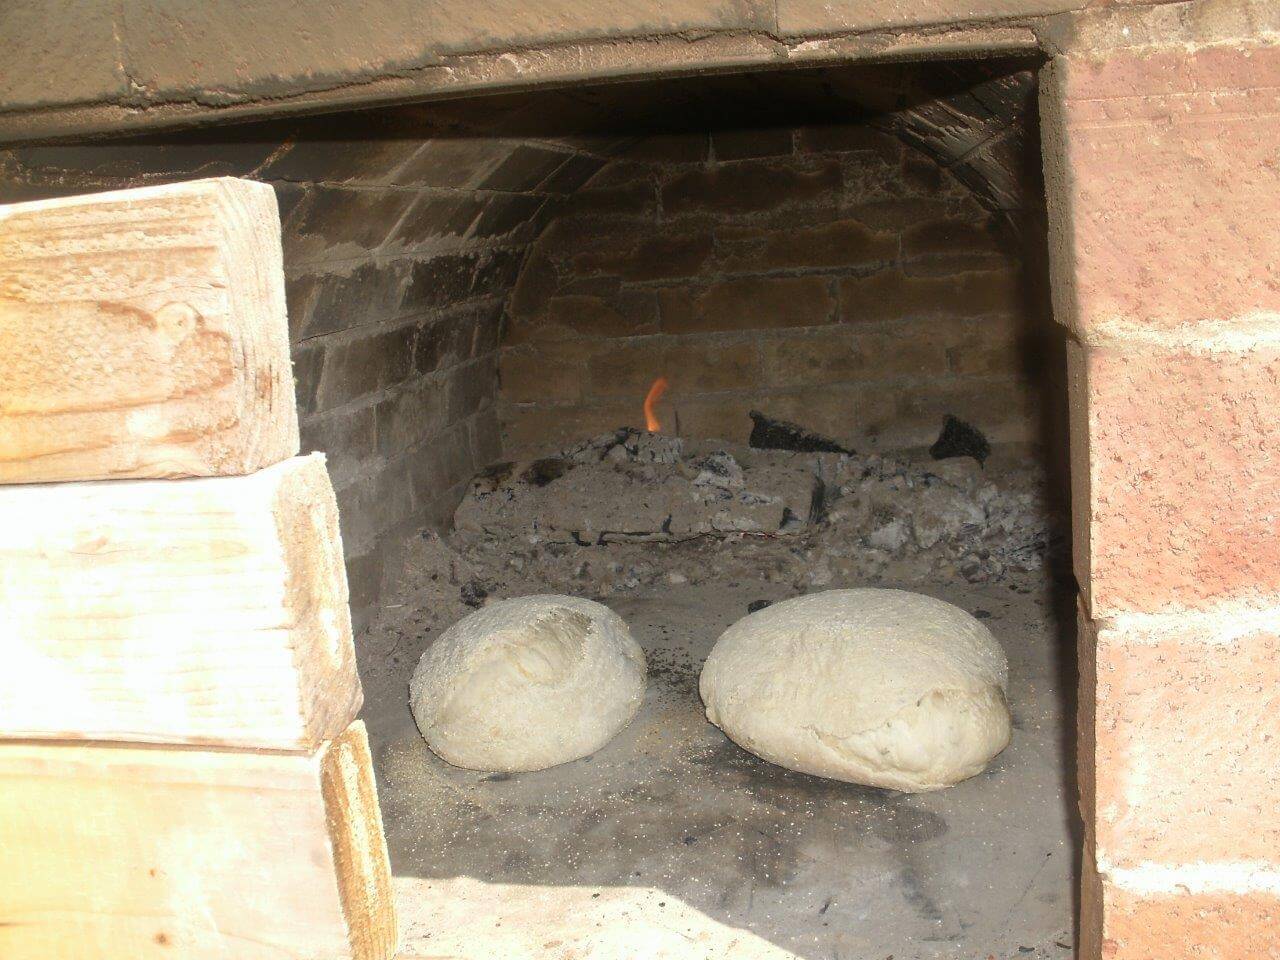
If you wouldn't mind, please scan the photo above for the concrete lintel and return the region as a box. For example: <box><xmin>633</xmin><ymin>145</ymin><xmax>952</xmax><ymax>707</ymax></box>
<box><xmin>0</xmin><ymin>20</ymin><xmax>1042</xmax><ymax>146</ymax></box>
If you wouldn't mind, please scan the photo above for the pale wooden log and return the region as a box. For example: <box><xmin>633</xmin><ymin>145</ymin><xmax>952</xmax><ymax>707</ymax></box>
<box><xmin>0</xmin><ymin>721</ymin><xmax>398</xmax><ymax>960</ymax></box>
<box><xmin>0</xmin><ymin>177</ymin><xmax>299</xmax><ymax>482</ymax></box>
<box><xmin>0</xmin><ymin>453</ymin><xmax>361</xmax><ymax>749</ymax></box>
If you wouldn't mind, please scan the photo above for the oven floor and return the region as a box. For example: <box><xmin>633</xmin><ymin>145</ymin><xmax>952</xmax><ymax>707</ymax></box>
<box><xmin>361</xmin><ymin>570</ymin><xmax>1078</xmax><ymax>960</ymax></box>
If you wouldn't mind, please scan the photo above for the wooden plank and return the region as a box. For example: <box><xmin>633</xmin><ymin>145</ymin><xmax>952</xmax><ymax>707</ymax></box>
<box><xmin>0</xmin><ymin>453</ymin><xmax>361</xmax><ymax>749</ymax></box>
<box><xmin>0</xmin><ymin>177</ymin><xmax>299</xmax><ymax>482</ymax></box>
<box><xmin>0</xmin><ymin>721</ymin><xmax>398</xmax><ymax>960</ymax></box>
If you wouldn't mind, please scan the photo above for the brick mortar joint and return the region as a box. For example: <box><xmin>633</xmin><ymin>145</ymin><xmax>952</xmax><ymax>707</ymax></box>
<box><xmin>499</xmin><ymin>315</ymin><xmax>1026</xmax><ymax>355</ymax></box>
<box><xmin>293</xmin><ymin>294</ymin><xmax>505</xmax><ymax>348</ymax></box>
<box><xmin>306</xmin><ymin>353</ymin><xmax>498</xmax><ymax>422</ymax></box>
<box><xmin>1071</xmin><ymin>313</ymin><xmax>1280</xmax><ymax>354</ymax></box>
<box><xmin>501</xmin><ymin>370</ymin><xmax>1030</xmax><ymax>407</ymax></box>
<box><xmin>333</xmin><ymin>403</ymin><xmax>493</xmax><ymax>488</ymax></box>
<box><xmin>1097</xmin><ymin>857</ymin><xmax>1280</xmax><ymax>896</ymax></box>
<box><xmin>1091</xmin><ymin>599</ymin><xmax>1280</xmax><ymax>644</ymax></box>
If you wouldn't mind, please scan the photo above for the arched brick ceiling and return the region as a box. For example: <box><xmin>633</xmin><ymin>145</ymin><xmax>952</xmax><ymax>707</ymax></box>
<box><xmin>0</xmin><ymin>57</ymin><xmax>1043</xmax><ymax>225</ymax></box>
<box><xmin>420</xmin><ymin>57</ymin><xmax>1044</xmax><ymax>222</ymax></box>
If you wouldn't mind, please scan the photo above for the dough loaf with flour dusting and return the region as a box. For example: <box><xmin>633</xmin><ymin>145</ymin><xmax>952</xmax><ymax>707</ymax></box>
<box><xmin>699</xmin><ymin>589</ymin><xmax>1011</xmax><ymax>792</ymax></box>
<box><xmin>411</xmin><ymin>595</ymin><xmax>646</xmax><ymax>772</ymax></box>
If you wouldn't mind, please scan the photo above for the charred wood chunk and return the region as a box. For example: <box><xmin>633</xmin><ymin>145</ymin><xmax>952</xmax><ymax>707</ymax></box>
<box><xmin>807</xmin><ymin>476</ymin><xmax>832</xmax><ymax>525</ymax></box>
<box><xmin>460</xmin><ymin>579</ymin><xmax>490</xmax><ymax>608</ymax></box>
<box><xmin>929</xmin><ymin>415</ymin><xmax>990</xmax><ymax>465</ymax></box>
<box><xmin>521</xmin><ymin>457</ymin><xmax>570</xmax><ymax>487</ymax></box>
<box><xmin>472</xmin><ymin>461</ymin><xmax>515</xmax><ymax>493</ymax></box>
<box><xmin>748</xmin><ymin>410</ymin><xmax>852</xmax><ymax>455</ymax></box>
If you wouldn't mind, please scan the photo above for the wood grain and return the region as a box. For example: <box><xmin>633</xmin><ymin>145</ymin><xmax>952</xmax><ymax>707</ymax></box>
<box><xmin>0</xmin><ymin>453</ymin><xmax>361</xmax><ymax>750</ymax></box>
<box><xmin>0</xmin><ymin>721</ymin><xmax>397</xmax><ymax>960</ymax></box>
<box><xmin>0</xmin><ymin>177</ymin><xmax>299</xmax><ymax>482</ymax></box>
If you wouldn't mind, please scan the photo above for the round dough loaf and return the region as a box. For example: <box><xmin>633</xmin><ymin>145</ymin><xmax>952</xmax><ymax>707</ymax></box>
<box><xmin>410</xmin><ymin>595</ymin><xmax>646</xmax><ymax>772</ymax></box>
<box><xmin>699</xmin><ymin>589</ymin><xmax>1011</xmax><ymax>792</ymax></box>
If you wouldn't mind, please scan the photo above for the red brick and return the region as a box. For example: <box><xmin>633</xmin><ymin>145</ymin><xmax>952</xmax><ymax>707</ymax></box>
<box><xmin>1086</xmin><ymin>614</ymin><xmax>1280</xmax><ymax>867</ymax></box>
<box><xmin>1056</xmin><ymin>43</ymin><xmax>1280</xmax><ymax>103</ymax></box>
<box><xmin>1103</xmin><ymin>892</ymin><xmax>1280</xmax><ymax>960</ymax></box>
<box><xmin>1073</xmin><ymin>343</ymin><xmax>1280</xmax><ymax>615</ymax></box>
<box><xmin>1083</xmin><ymin>850</ymin><xmax>1280</xmax><ymax>960</ymax></box>
<box><xmin>1046</xmin><ymin>45</ymin><xmax>1280</xmax><ymax>336</ymax></box>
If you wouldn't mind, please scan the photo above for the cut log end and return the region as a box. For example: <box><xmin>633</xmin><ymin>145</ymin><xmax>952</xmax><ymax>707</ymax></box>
<box><xmin>0</xmin><ymin>178</ymin><xmax>298</xmax><ymax>483</ymax></box>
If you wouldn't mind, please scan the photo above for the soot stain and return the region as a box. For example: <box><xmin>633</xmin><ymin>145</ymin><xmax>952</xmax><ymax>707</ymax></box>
<box><xmin>695</xmin><ymin>739</ymin><xmax>896</xmax><ymax>809</ymax></box>
<box><xmin>870</xmin><ymin>800</ymin><xmax>949</xmax><ymax>845</ymax></box>
<box><xmin>898</xmin><ymin>864</ymin><xmax>946</xmax><ymax>924</ymax></box>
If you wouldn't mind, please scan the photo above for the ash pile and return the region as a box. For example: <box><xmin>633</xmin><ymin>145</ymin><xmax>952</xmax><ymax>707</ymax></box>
<box><xmin>442</xmin><ymin>419</ymin><xmax>1066</xmax><ymax>601</ymax></box>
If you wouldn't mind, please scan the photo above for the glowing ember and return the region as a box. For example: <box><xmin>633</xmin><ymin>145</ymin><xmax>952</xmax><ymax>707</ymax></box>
<box><xmin>643</xmin><ymin>376</ymin><xmax>670</xmax><ymax>432</ymax></box>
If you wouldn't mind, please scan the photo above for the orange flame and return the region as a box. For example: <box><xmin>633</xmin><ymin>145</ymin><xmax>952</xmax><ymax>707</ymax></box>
<box><xmin>643</xmin><ymin>376</ymin><xmax>670</xmax><ymax>432</ymax></box>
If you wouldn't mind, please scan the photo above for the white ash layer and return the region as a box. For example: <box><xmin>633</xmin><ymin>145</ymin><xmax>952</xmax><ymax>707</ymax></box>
<box><xmin>452</xmin><ymin>430</ymin><xmax>1062</xmax><ymax>593</ymax></box>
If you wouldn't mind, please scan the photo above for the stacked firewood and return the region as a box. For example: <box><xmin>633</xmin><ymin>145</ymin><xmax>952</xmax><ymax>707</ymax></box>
<box><xmin>0</xmin><ymin>179</ymin><xmax>397</xmax><ymax>959</ymax></box>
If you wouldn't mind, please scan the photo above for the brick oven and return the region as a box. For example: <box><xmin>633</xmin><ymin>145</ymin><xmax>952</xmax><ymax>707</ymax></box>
<box><xmin>1</xmin><ymin>1</ymin><xmax>1277</xmax><ymax>958</ymax></box>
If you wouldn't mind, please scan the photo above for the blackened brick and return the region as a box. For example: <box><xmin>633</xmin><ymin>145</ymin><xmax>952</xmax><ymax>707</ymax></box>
<box><xmin>472</xmin><ymin>248</ymin><xmax>524</xmax><ymax>297</ymax></box>
<box><xmin>375</xmin><ymin>377</ymin><xmax>450</xmax><ymax>458</ymax></box>
<box><xmin>470</xmin><ymin>194</ymin><xmax>546</xmax><ymax>239</ymax></box>
<box><xmin>299</xmin><ymin>405</ymin><xmax>377</xmax><ymax>483</ymax></box>
<box><xmin>661</xmin><ymin>159</ymin><xmax>841</xmax><ymax>217</ymax></box>
<box><xmin>539</xmin><ymin>154</ymin><xmax>606</xmax><ymax>194</ymax></box>
<box><xmin>481</xmin><ymin>145</ymin><xmax>574</xmax><ymax>192</ymax></box>
<box><xmin>288</xmin><ymin>260</ymin><xmax>410</xmax><ymax>341</ymax></box>
<box><xmin>388</xmin><ymin>193</ymin><xmax>486</xmax><ymax>247</ymax></box>
<box><xmin>316</xmin><ymin>323</ymin><xmax>417</xmax><ymax>410</ymax></box>
<box><xmin>285</xmin><ymin>186</ymin><xmax>417</xmax><ymax>257</ymax></box>
<box><xmin>401</xmin><ymin>254</ymin><xmax>478</xmax><ymax>315</ymax></box>
<box><xmin>291</xmin><ymin>342</ymin><xmax>325</xmax><ymax>416</ymax></box>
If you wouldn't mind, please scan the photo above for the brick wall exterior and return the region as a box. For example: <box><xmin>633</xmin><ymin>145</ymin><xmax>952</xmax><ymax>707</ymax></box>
<box><xmin>1044</xmin><ymin>41</ymin><xmax>1280</xmax><ymax>960</ymax></box>
<box><xmin>500</xmin><ymin>124</ymin><xmax>1053</xmax><ymax>458</ymax></box>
